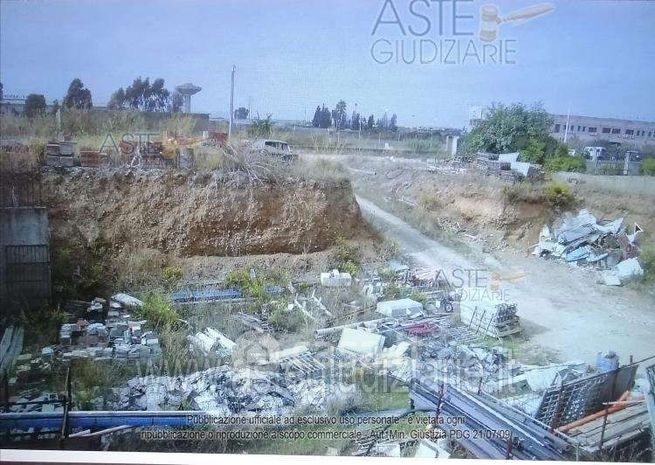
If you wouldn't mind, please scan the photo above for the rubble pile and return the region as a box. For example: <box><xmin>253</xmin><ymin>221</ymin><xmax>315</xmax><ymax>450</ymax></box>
<box><xmin>5</xmin><ymin>390</ymin><xmax>63</xmax><ymax>413</ymax></box>
<box><xmin>56</xmin><ymin>294</ymin><xmax>162</xmax><ymax>361</ymax></box>
<box><xmin>533</xmin><ymin>209</ymin><xmax>644</xmax><ymax>286</ymax></box>
<box><xmin>110</xmin><ymin>366</ymin><xmax>357</xmax><ymax>415</ymax></box>
<box><xmin>188</xmin><ymin>327</ymin><xmax>235</xmax><ymax>357</ymax></box>
<box><xmin>421</xmin><ymin>343</ymin><xmax>516</xmax><ymax>388</ymax></box>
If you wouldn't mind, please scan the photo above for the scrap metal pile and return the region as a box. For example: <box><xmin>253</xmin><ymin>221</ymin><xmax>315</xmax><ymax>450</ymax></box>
<box><xmin>533</xmin><ymin>209</ymin><xmax>644</xmax><ymax>285</ymax></box>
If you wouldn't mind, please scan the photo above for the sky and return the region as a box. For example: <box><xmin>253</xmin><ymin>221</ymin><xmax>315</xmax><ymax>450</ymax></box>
<box><xmin>1</xmin><ymin>0</ymin><xmax>654</xmax><ymax>128</ymax></box>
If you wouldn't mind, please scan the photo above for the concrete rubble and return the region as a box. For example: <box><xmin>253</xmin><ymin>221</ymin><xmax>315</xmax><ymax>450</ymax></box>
<box><xmin>476</xmin><ymin>151</ymin><xmax>543</xmax><ymax>180</ymax></box>
<box><xmin>188</xmin><ymin>327</ymin><xmax>235</xmax><ymax>357</ymax></box>
<box><xmin>13</xmin><ymin>294</ymin><xmax>162</xmax><ymax>383</ymax></box>
<box><xmin>320</xmin><ymin>269</ymin><xmax>352</xmax><ymax>287</ymax></box>
<box><xmin>376</xmin><ymin>298</ymin><xmax>423</xmax><ymax>318</ymax></box>
<box><xmin>337</xmin><ymin>328</ymin><xmax>385</xmax><ymax>357</ymax></box>
<box><xmin>414</xmin><ymin>438</ymin><xmax>451</xmax><ymax>459</ymax></box>
<box><xmin>533</xmin><ymin>209</ymin><xmax>644</xmax><ymax>286</ymax></box>
<box><xmin>57</xmin><ymin>294</ymin><xmax>161</xmax><ymax>361</ymax></box>
<box><xmin>110</xmin><ymin>366</ymin><xmax>357</xmax><ymax>415</ymax></box>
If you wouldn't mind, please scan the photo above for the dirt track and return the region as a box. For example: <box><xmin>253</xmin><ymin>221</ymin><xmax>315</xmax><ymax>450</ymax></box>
<box><xmin>356</xmin><ymin>194</ymin><xmax>655</xmax><ymax>369</ymax></box>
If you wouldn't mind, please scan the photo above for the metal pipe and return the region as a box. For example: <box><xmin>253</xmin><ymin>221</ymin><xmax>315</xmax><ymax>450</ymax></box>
<box><xmin>314</xmin><ymin>318</ymin><xmax>390</xmax><ymax>337</ymax></box>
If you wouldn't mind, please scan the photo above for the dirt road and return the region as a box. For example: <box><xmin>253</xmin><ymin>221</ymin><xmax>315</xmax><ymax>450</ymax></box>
<box><xmin>356</xmin><ymin>195</ymin><xmax>655</xmax><ymax>368</ymax></box>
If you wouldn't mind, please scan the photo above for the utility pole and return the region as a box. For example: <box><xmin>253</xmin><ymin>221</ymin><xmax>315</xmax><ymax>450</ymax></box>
<box><xmin>229</xmin><ymin>65</ymin><xmax>236</xmax><ymax>140</ymax></box>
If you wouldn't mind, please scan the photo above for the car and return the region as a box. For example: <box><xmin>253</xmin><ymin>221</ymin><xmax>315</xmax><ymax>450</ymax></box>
<box><xmin>251</xmin><ymin>139</ymin><xmax>297</xmax><ymax>162</ymax></box>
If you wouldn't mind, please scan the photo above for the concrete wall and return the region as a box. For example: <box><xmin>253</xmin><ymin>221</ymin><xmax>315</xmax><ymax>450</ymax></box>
<box><xmin>0</xmin><ymin>207</ymin><xmax>50</xmax><ymax>307</ymax></box>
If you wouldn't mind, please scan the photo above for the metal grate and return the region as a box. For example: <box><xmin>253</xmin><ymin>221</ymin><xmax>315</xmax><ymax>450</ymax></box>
<box><xmin>0</xmin><ymin>174</ymin><xmax>43</xmax><ymax>208</ymax></box>
<box><xmin>5</xmin><ymin>244</ymin><xmax>51</xmax><ymax>305</ymax></box>
<box><xmin>535</xmin><ymin>365</ymin><xmax>637</xmax><ymax>429</ymax></box>
<box><xmin>647</xmin><ymin>364</ymin><xmax>655</xmax><ymax>396</ymax></box>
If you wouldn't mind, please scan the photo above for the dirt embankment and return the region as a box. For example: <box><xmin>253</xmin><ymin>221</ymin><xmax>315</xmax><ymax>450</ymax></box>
<box><xmin>43</xmin><ymin>168</ymin><xmax>367</xmax><ymax>258</ymax></box>
<box><xmin>344</xmin><ymin>155</ymin><xmax>655</xmax><ymax>254</ymax></box>
<box><xmin>348</xmin><ymin>159</ymin><xmax>551</xmax><ymax>252</ymax></box>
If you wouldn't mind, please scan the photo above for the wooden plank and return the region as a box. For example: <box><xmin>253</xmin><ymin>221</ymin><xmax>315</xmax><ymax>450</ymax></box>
<box><xmin>567</xmin><ymin>404</ymin><xmax>647</xmax><ymax>435</ymax></box>
<box><xmin>576</xmin><ymin>416</ymin><xmax>650</xmax><ymax>446</ymax></box>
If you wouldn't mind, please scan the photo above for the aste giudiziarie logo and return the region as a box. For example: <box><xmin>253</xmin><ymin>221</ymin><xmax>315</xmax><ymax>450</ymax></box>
<box><xmin>370</xmin><ymin>0</ymin><xmax>554</xmax><ymax>65</ymax></box>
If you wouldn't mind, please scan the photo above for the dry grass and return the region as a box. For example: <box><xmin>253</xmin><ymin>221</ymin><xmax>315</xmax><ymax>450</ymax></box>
<box><xmin>192</xmin><ymin>144</ymin><xmax>349</xmax><ymax>184</ymax></box>
<box><xmin>555</xmin><ymin>172</ymin><xmax>655</xmax><ymax>197</ymax></box>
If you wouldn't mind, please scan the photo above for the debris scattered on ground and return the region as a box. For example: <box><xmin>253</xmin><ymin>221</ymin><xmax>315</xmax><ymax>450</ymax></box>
<box><xmin>533</xmin><ymin>209</ymin><xmax>645</xmax><ymax>286</ymax></box>
<box><xmin>320</xmin><ymin>269</ymin><xmax>352</xmax><ymax>287</ymax></box>
<box><xmin>337</xmin><ymin>328</ymin><xmax>385</xmax><ymax>357</ymax></box>
<box><xmin>188</xmin><ymin>327</ymin><xmax>235</xmax><ymax>357</ymax></box>
<box><xmin>376</xmin><ymin>298</ymin><xmax>423</xmax><ymax>318</ymax></box>
<box><xmin>110</xmin><ymin>366</ymin><xmax>357</xmax><ymax>415</ymax></box>
<box><xmin>458</xmin><ymin>289</ymin><xmax>521</xmax><ymax>338</ymax></box>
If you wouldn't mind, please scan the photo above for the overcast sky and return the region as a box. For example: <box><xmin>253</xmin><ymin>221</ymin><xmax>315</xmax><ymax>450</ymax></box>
<box><xmin>1</xmin><ymin>0</ymin><xmax>654</xmax><ymax>127</ymax></box>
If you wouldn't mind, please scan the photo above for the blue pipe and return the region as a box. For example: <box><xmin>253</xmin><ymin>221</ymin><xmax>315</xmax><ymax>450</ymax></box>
<box><xmin>1</xmin><ymin>411</ymin><xmax>206</xmax><ymax>431</ymax></box>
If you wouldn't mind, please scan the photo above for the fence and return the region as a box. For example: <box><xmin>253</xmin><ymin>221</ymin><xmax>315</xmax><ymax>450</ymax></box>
<box><xmin>4</xmin><ymin>244</ymin><xmax>51</xmax><ymax>307</ymax></box>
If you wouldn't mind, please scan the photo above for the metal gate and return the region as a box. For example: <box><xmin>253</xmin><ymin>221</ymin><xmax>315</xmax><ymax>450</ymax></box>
<box><xmin>5</xmin><ymin>244</ymin><xmax>51</xmax><ymax>306</ymax></box>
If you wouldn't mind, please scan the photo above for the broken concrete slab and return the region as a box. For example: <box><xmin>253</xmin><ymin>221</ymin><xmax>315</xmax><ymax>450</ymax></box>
<box><xmin>111</xmin><ymin>293</ymin><xmax>144</xmax><ymax>309</ymax></box>
<box><xmin>601</xmin><ymin>271</ymin><xmax>622</xmax><ymax>286</ymax></box>
<box><xmin>320</xmin><ymin>269</ymin><xmax>352</xmax><ymax>287</ymax></box>
<box><xmin>415</xmin><ymin>439</ymin><xmax>451</xmax><ymax>459</ymax></box>
<box><xmin>337</xmin><ymin>328</ymin><xmax>385</xmax><ymax>356</ymax></box>
<box><xmin>376</xmin><ymin>298</ymin><xmax>423</xmax><ymax>318</ymax></box>
<box><xmin>614</xmin><ymin>257</ymin><xmax>644</xmax><ymax>281</ymax></box>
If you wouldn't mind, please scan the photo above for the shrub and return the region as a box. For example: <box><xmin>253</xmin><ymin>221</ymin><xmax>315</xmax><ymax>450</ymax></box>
<box><xmin>554</xmin><ymin>143</ymin><xmax>570</xmax><ymax>158</ymax></box>
<box><xmin>640</xmin><ymin>158</ymin><xmax>655</xmax><ymax>176</ymax></box>
<box><xmin>162</xmin><ymin>265</ymin><xmax>183</xmax><ymax>284</ymax></box>
<box><xmin>268</xmin><ymin>304</ymin><xmax>306</xmax><ymax>332</ymax></box>
<box><xmin>543</xmin><ymin>181</ymin><xmax>576</xmax><ymax>209</ymax></box>
<box><xmin>247</xmin><ymin>115</ymin><xmax>273</xmax><ymax>137</ymax></box>
<box><xmin>225</xmin><ymin>267</ymin><xmax>266</xmax><ymax>300</ymax></box>
<box><xmin>332</xmin><ymin>237</ymin><xmax>361</xmax><ymax>276</ymax></box>
<box><xmin>545</xmin><ymin>156</ymin><xmax>586</xmax><ymax>173</ymax></box>
<box><xmin>378</xmin><ymin>267</ymin><xmax>397</xmax><ymax>282</ymax></box>
<box><xmin>501</xmin><ymin>182</ymin><xmax>544</xmax><ymax>203</ymax></box>
<box><xmin>137</xmin><ymin>293</ymin><xmax>178</xmax><ymax>329</ymax></box>
<box><xmin>383</xmin><ymin>283</ymin><xmax>404</xmax><ymax>300</ymax></box>
<box><xmin>520</xmin><ymin>138</ymin><xmax>547</xmax><ymax>164</ymax></box>
<box><xmin>161</xmin><ymin>114</ymin><xmax>196</xmax><ymax>137</ymax></box>
<box><xmin>640</xmin><ymin>245</ymin><xmax>655</xmax><ymax>279</ymax></box>
<box><xmin>22</xmin><ymin>306</ymin><xmax>67</xmax><ymax>346</ymax></box>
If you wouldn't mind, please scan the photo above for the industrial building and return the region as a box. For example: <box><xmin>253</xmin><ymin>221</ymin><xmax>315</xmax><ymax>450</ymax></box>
<box><xmin>550</xmin><ymin>114</ymin><xmax>655</xmax><ymax>147</ymax></box>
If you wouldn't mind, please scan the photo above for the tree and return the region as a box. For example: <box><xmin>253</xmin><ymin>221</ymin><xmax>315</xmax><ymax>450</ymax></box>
<box><xmin>312</xmin><ymin>106</ymin><xmax>322</xmax><ymax>128</ymax></box>
<box><xmin>390</xmin><ymin>113</ymin><xmax>398</xmax><ymax>131</ymax></box>
<box><xmin>23</xmin><ymin>94</ymin><xmax>46</xmax><ymax>118</ymax></box>
<box><xmin>367</xmin><ymin>114</ymin><xmax>375</xmax><ymax>129</ymax></box>
<box><xmin>63</xmin><ymin>78</ymin><xmax>93</xmax><ymax>109</ymax></box>
<box><xmin>234</xmin><ymin>106</ymin><xmax>249</xmax><ymax>120</ymax></box>
<box><xmin>317</xmin><ymin>104</ymin><xmax>331</xmax><ymax>129</ymax></box>
<box><xmin>351</xmin><ymin>110</ymin><xmax>361</xmax><ymax>130</ymax></box>
<box><xmin>49</xmin><ymin>99</ymin><xmax>61</xmax><ymax>116</ymax></box>
<box><xmin>108</xmin><ymin>88</ymin><xmax>126</xmax><ymax>110</ymax></box>
<box><xmin>640</xmin><ymin>158</ymin><xmax>655</xmax><ymax>176</ymax></box>
<box><xmin>334</xmin><ymin>100</ymin><xmax>347</xmax><ymax>129</ymax></box>
<box><xmin>520</xmin><ymin>138</ymin><xmax>547</xmax><ymax>164</ymax></box>
<box><xmin>110</xmin><ymin>77</ymin><xmax>171</xmax><ymax>112</ymax></box>
<box><xmin>124</xmin><ymin>77</ymin><xmax>149</xmax><ymax>109</ymax></box>
<box><xmin>145</xmin><ymin>78</ymin><xmax>169</xmax><ymax>112</ymax></box>
<box><xmin>377</xmin><ymin>113</ymin><xmax>389</xmax><ymax>130</ymax></box>
<box><xmin>170</xmin><ymin>91</ymin><xmax>183</xmax><ymax>113</ymax></box>
<box><xmin>463</xmin><ymin>103</ymin><xmax>554</xmax><ymax>155</ymax></box>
